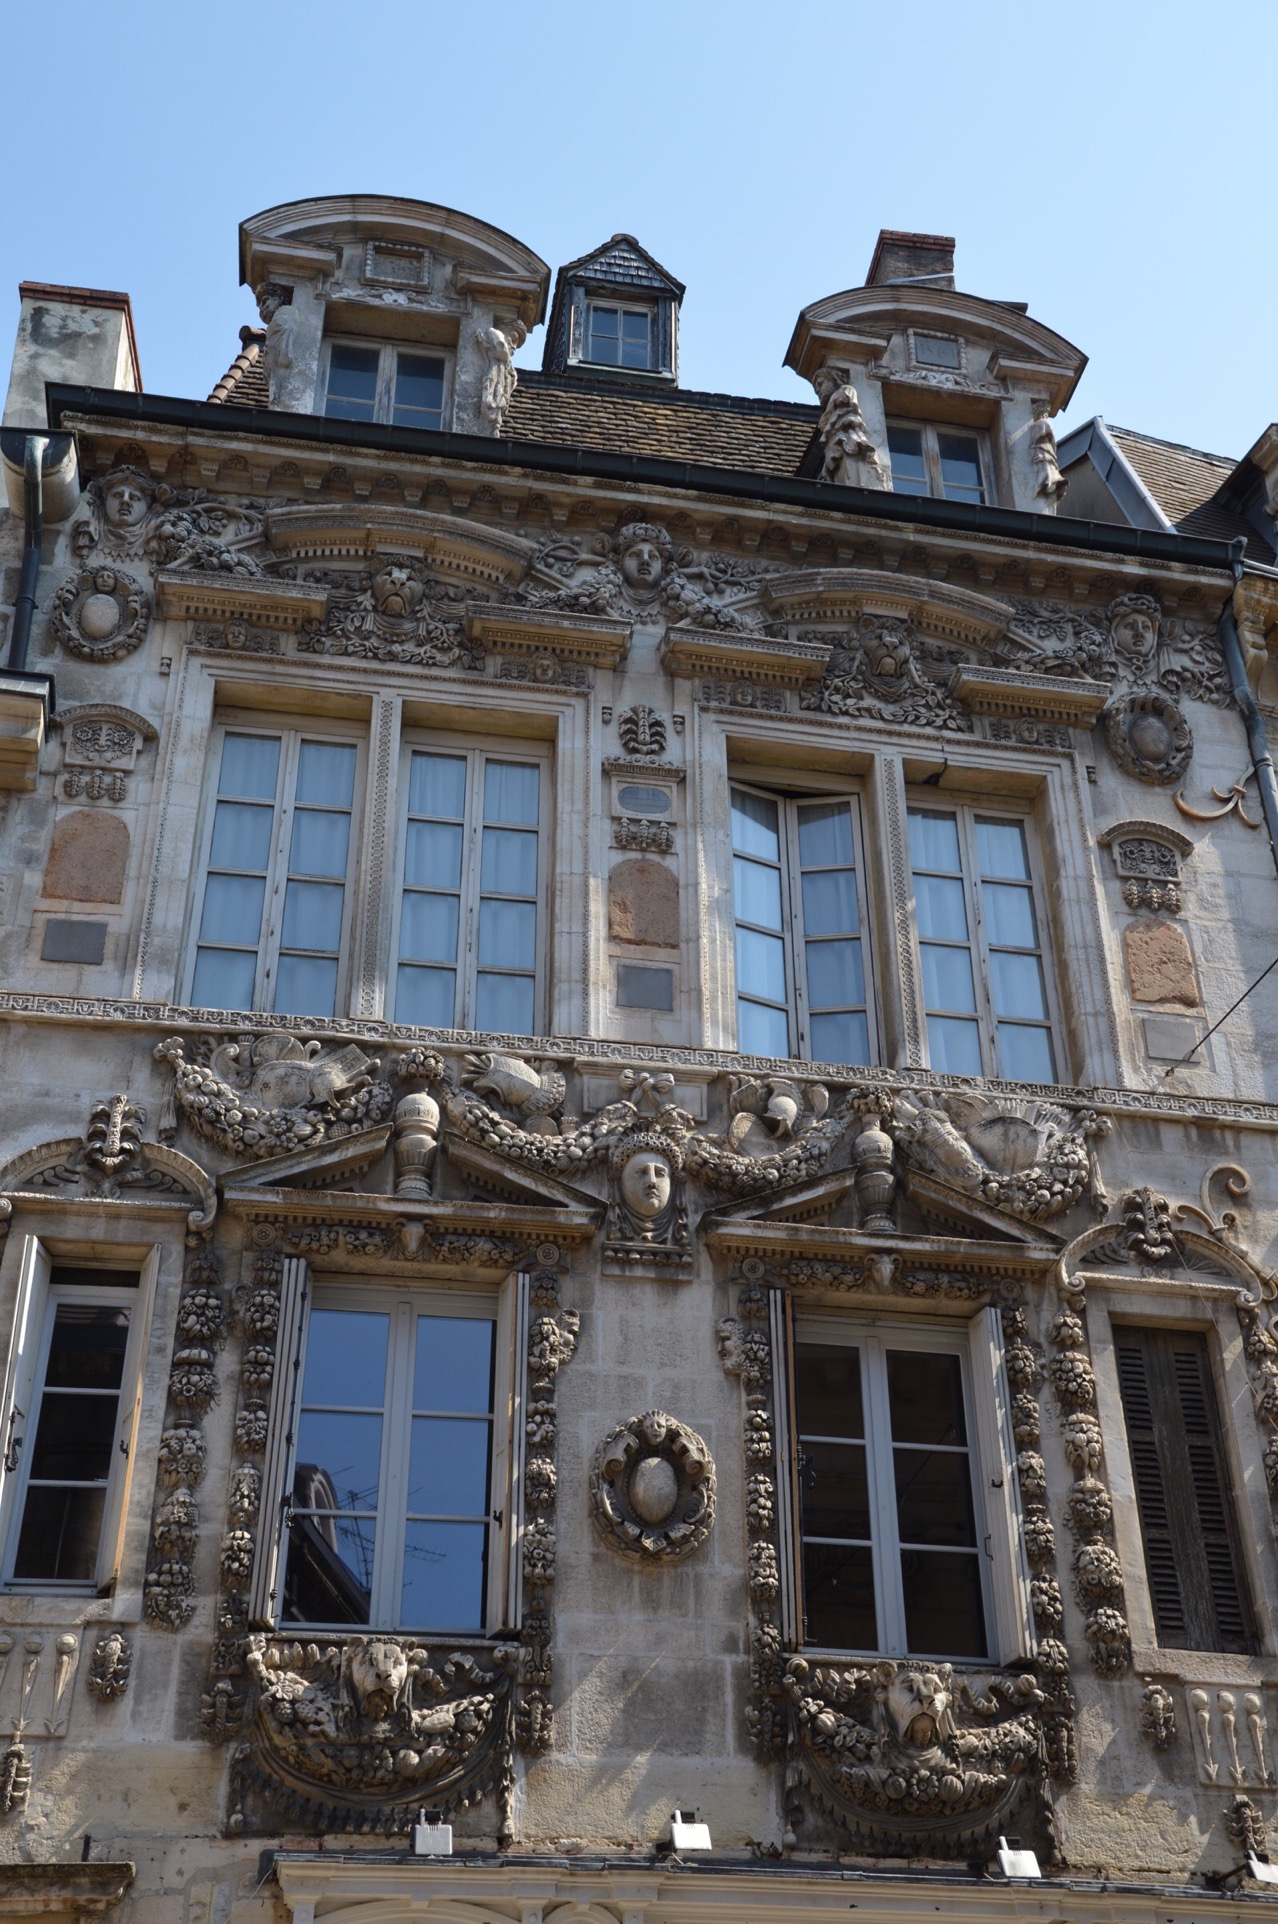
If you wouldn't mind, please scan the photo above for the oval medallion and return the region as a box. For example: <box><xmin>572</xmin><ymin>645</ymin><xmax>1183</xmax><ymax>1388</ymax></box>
<box><xmin>630</xmin><ymin>1454</ymin><xmax>679</xmax><ymax>1525</ymax></box>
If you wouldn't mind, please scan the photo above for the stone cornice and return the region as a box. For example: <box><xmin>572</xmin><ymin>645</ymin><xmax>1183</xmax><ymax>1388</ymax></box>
<box><xmin>155</xmin><ymin>569</ymin><xmax>328</xmax><ymax>630</ymax></box>
<box><xmin>948</xmin><ymin>666</ymin><xmax>1109</xmax><ymax>725</ymax></box>
<box><xmin>465</xmin><ymin>603</ymin><xmax>632</xmax><ymax>666</ymax></box>
<box><xmin>0</xmin><ymin>997</ymin><xmax>1272</xmax><ymax>1129</ymax></box>
<box><xmin>660</xmin><ymin>623</ymin><xmax>830</xmax><ymax>688</ymax></box>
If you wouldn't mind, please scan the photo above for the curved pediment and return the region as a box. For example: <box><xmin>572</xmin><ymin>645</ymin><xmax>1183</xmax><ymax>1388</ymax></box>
<box><xmin>265</xmin><ymin>504</ymin><xmax>535</xmax><ymax>587</ymax></box>
<box><xmin>763</xmin><ymin>568</ymin><xmax>1018</xmax><ymax>654</ymax></box>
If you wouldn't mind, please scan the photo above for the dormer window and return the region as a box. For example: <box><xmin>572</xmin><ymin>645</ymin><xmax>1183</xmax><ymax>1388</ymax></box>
<box><xmin>887</xmin><ymin>420</ymin><xmax>987</xmax><ymax>505</ymax></box>
<box><xmin>322</xmin><ymin>340</ymin><xmax>448</xmax><ymax>430</ymax></box>
<box><xmin>586</xmin><ymin>302</ymin><xmax>653</xmax><ymax>371</ymax></box>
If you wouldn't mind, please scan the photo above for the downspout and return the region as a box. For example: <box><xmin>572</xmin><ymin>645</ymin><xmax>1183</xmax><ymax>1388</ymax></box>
<box><xmin>1221</xmin><ymin>538</ymin><xmax>1278</xmax><ymax>883</ymax></box>
<box><xmin>8</xmin><ymin>433</ymin><xmax>47</xmax><ymax>673</ymax></box>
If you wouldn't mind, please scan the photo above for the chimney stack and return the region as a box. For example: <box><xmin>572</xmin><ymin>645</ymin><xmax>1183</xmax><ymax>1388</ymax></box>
<box><xmin>4</xmin><ymin>283</ymin><xmax>141</xmax><ymax>426</ymax></box>
<box><xmin>865</xmin><ymin>230</ymin><xmax>955</xmax><ymax>291</ymax></box>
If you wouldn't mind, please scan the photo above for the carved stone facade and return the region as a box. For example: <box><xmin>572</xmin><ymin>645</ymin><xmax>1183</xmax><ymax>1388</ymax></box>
<box><xmin>1</xmin><ymin>194</ymin><xmax>1278</xmax><ymax>1924</ymax></box>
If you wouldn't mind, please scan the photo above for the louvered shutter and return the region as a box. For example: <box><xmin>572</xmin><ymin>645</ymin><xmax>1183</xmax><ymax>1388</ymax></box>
<box><xmin>1115</xmin><ymin>1327</ymin><xmax>1254</xmax><ymax>1654</ymax></box>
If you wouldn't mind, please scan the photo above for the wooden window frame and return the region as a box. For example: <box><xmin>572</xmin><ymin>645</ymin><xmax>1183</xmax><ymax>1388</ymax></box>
<box><xmin>252</xmin><ymin>1266</ymin><xmax>524</xmax><ymax>1636</ymax></box>
<box><xmin>886</xmin><ymin>416</ymin><xmax>989</xmax><ymax>504</ymax></box>
<box><xmin>390</xmin><ymin>731</ymin><xmax>553</xmax><ymax>1037</ymax></box>
<box><xmin>0</xmin><ymin>1240</ymin><xmax>158</xmax><ymax>1597</ymax></box>
<box><xmin>584</xmin><ymin>301</ymin><xmax>655</xmax><ymax>372</ymax></box>
<box><xmin>729</xmin><ymin>778</ymin><xmax>879</xmax><ymax>1066</ymax></box>
<box><xmin>905</xmin><ymin>795</ymin><xmax>1063</xmax><ymax>1082</ymax></box>
<box><xmin>783</xmin><ymin>1311</ymin><xmax>1031</xmax><ymax>1663</ymax></box>
<box><xmin>184</xmin><ymin>715</ymin><xmax>366</xmax><ymax>1020</ymax></box>
<box><xmin>319</xmin><ymin>338</ymin><xmax>454</xmax><ymax>431</ymax></box>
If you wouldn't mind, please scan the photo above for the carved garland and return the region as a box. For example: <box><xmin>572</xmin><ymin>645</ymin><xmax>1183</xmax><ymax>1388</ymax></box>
<box><xmin>144</xmin><ymin>1243</ymin><xmax>228</xmax><ymax>1630</ymax></box>
<box><xmin>1048</xmin><ymin>1273</ymin><xmax>1131</xmax><ymax>1678</ymax></box>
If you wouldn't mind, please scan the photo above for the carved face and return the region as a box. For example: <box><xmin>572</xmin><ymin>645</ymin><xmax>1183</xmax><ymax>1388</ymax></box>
<box><xmin>349</xmin><ymin>1637</ymin><xmax>409</xmax><ymax>1718</ymax></box>
<box><xmin>103</xmin><ymin>478</ymin><xmax>149</xmax><ymax>532</ymax></box>
<box><xmin>620</xmin><ymin>1151</ymin><xmax>672</xmax><ymax>1219</ymax></box>
<box><xmin>1111</xmin><ymin>608</ymin><xmax>1158</xmax><ymax>668</ymax></box>
<box><xmin>372</xmin><ymin>564</ymin><xmax>423</xmax><ymax>619</ymax></box>
<box><xmin>885</xmin><ymin>1668</ymin><xmax>953</xmax><ymax>1747</ymax></box>
<box><xmin>620</xmin><ymin>540</ymin><xmax>663</xmax><ymax>595</ymax></box>
<box><xmin>865</xmin><ymin>620</ymin><xmax>911</xmax><ymax>678</ymax></box>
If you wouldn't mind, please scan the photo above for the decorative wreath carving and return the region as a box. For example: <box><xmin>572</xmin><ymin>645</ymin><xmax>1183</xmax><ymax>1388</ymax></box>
<box><xmin>589</xmin><ymin>1409</ymin><xmax>715</xmax><ymax>1560</ymax></box>
<box><xmin>1102</xmin><ymin>689</ymin><xmax>1193</xmax><ymax>786</ymax></box>
<box><xmin>48</xmin><ymin>565</ymin><xmax>150</xmax><ymax>662</ymax></box>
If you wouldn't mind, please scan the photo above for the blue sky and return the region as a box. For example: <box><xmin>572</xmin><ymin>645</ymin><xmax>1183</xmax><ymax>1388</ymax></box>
<box><xmin>3</xmin><ymin>0</ymin><xmax>1273</xmax><ymax>460</ymax></box>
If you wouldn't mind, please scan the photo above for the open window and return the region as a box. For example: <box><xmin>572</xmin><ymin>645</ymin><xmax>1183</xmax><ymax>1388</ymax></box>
<box><xmin>0</xmin><ymin>1241</ymin><xmax>156</xmax><ymax>1595</ymax></box>
<box><xmin>775</xmin><ymin>1306</ymin><xmax>1031</xmax><ymax>1663</ymax></box>
<box><xmin>251</xmin><ymin>1266</ymin><xmax>525</xmax><ymax>1634</ymax></box>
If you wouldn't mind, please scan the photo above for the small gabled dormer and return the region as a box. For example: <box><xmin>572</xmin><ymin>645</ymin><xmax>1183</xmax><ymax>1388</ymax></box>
<box><xmin>785</xmin><ymin>229</ymin><xmax>1087</xmax><ymax>514</ymax></box>
<box><xmin>542</xmin><ymin>234</ymin><xmax>684</xmax><ymax>384</ymax></box>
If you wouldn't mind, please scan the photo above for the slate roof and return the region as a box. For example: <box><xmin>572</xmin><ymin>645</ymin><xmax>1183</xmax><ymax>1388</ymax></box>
<box><xmin>1108</xmin><ymin>425</ymin><xmax>1236</xmax><ymax>522</ymax></box>
<box><xmin>507</xmin><ymin>372</ymin><xmax>817</xmax><ymax>474</ymax></box>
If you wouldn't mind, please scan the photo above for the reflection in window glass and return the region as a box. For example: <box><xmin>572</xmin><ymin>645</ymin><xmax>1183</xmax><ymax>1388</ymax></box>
<box><xmin>324</xmin><ymin>344</ymin><xmax>379</xmax><ymax>421</ymax></box>
<box><xmin>392</xmin><ymin>353</ymin><xmax>446</xmax><ymax>430</ymax></box>
<box><xmin>587</xmin><ymin>304</ymin><xmax>652</xmax><ymax>370</ymax></box>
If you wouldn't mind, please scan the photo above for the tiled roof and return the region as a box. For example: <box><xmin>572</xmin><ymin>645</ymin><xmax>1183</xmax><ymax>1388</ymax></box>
<box><xmin>507</xmin><ymin>372</ymin><xmax>816</xmax><ymax>474</ymax></box>
<box><xmin>208</xmin><ymin>327</ymin><xmax>268</xmax><ymax>406</ymax></box>
<box><xmin>1108</xmin><ymin>425</ymin><xmax>1236</xmax><ymax>522</ymax></box>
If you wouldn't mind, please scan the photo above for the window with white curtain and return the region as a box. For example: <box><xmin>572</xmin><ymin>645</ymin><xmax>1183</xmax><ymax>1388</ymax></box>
<box><xmin>189</xmin><ymin>725</ymin><xmax>361</xmax><ymax>1019</ymax></box>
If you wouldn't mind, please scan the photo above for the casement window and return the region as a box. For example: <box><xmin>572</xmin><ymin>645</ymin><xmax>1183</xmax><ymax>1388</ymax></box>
<box><xmin>253</xmin><ymin>1268</ymin><xmax>524</xmax><ymax>1633</ymax></box>
<box><xmin>322</xmin><ymin>340</ymin><xmax>449</xmax><ymax>431</ymax></box>
<box><xmin>189</xmin><ymin>726</ymin><xmax>362</xmax><ymax>1020</ymax></box>
<box><xmin>779</xmin><ymin>1310</ymin><xmax>1031</xmax><ymax>1662</ymax></box>
<box><xmin>1116</xmin><ymin>1327</ymin><xmax>1256</xmax><ymax>1654</ymax></box>
<box><xmin>0</xmin><ymin>1243</ymin><xmax>155</xmax><ymax>1593</ymax></box>
<box><xmin>887</xmin><ymin>419</ymin><xmax>987</xmax><ymax>503</ymax></box>
<box><xmin>392</xmin><ymin>742</ymin><xmax>549</xmax><ymax>1035</ymax></box>
<box><xmin>730</xmin><ymin>786</ymin><xmax>874</xmax><ymax>1065</ymax></box>
<box><xmin>907</xmin><ymin>805</ymin><xmax>1058</xmax><ymax>1081</ymax></box>
<box><xmin>585</xmin><ymin>303</ymin><xmax>652</xmax><ymax>370</ymax></box>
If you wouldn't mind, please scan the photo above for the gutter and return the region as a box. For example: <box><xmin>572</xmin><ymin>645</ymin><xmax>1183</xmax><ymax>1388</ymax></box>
<box><xmin>45</xmin><ymin>384</ymin><xmax>1240</xmax><ymax>573</ymax></box>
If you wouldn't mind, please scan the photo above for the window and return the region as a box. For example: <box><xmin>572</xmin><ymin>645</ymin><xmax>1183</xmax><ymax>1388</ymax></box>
<box><xmin>392</xmin><ymin>744</ymin><xmax>548</xmax><ymax>1035</ymax></box>
<box><xmin>887</xmin><ymin>420</ymin><xmax>986</xmax><ymax>503</ymax></box>
<box><xmin>585</xmin><ymin>303</ymin><xmax>652</xmax><ymax>370</ymax></box>
<box><xmin>323</xmin><ymin>341</ymin><xmax>448</xmax><ymax>430</ymax></box>
<box><xmin>190</xmin><ymin>727</ymin><xmax>361</xmax><ymax>1019</ymax></box>
<box><xmin>279</xmin><ymin>1290</ymin><xmax>500</xmax><ymax>1631</ymax></box>
<box><xmin>793</xmin><ymin>1323</ymin><xmax>991</xmax><ymax>1658</ymax></box>
<box><xmin>908</xmin><ymin>806</ymin><xmax>1057</xmax><ymax>1081</ymax></box>
<box><xmin>1116</xmin><ymin>1327</ymin><xmax>1256</xmax><ymax>1654</ymax></box>
<box><xmin>2</xmin><ymin>1259</ymin><xmax>146</xmax><ymax>1592</ymax></box>
<box><xmin>731</xmin><ymin>786</ymin><xmax>873</xmax><ymax>1064</ymax></box>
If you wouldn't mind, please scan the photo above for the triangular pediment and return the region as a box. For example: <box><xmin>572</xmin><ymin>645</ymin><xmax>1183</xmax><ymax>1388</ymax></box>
<box><xmin>441</xmin><ymin>1134</ymin><xmax>605</xmax><ymax>1217</ymax></box>
<box><xmin>218</xmin><ymin>1126</ymin><xmax>392</xmax><ymax>1193</ymax></box>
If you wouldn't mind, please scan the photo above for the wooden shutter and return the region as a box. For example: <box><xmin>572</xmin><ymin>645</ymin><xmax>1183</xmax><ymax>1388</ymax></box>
<box><xmin>248</xmin><ymin>1258</ymin><xmax>309</xmax><ymax>1626</ymax></box>
<box><xmin>0</xmin><ymin>1236</ymin><xmax>47</xmax><ymax>1548</ymax></box>
<box><xmin>968</xmin><ymin>1307</ymin><xmax>1036</xmax><ymax>1663</ymax></box>
<box><xmin>769</xmin><ymin>1288</ymin><xmax>802</xmax><ymax>1648</ymax></box>
<box><xmin>1115</xmin><ymin>1327</ymin><xmax>1255</xmax><ymax>1654</ymax></box>
<box><xmin>501</xmin><ymin>1271</ymin><xmax>530</xmax><ymax>1632</ymax></box>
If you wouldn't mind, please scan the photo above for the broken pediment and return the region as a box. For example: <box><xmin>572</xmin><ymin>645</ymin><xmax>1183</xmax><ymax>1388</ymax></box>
<box><xmin>0</xmin><ymin>1094</ymin><xmax>216</xmax><ymax>1234</ymax></box>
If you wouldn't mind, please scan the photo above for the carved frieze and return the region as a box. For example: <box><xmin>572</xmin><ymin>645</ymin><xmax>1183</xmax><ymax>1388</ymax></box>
<box><xmin>297</xmin><ymin>562</ymin><xmax>482</xmax><ymax>669</ymax></box>
<box><xmin>516</xmin><ymin>521</ymin><xmax>761</xmax><ymax>630</ymax></box>
<box><xmin>800</xmin><ymin>616</ymin><xmax>973</xmax><ymax>732</ymax></box>
<box><xmin>589</xmin><ymin>1411</ymin><xmax>715</xmax><ymax>1560</ymax></box>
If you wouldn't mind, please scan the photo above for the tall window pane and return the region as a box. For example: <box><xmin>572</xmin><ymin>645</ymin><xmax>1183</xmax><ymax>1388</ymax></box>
<box><xmin>887</xmin><ymin>424</ymin><xmax>929</xmax><ymax>495</ymax></box>
<box><xmin>325</xmin><ymin>343</ymin><xmax>379</xmax><ymax>421</ymax></box>
<box><xmin>732</xmin><ymin>789</ymin><xmax>789</xmax><ymax>1053</ymax></box>
<box><xmin>274</xmin><ymin>742</ymin><xmax>356</xmax><ymax>1020</ymax></box>
<box><xmin>392</xmin><ymin>353</ymin><xmax>446</xmax><ymax>430</ymax></box>
<box><xmin>192</xmin><ymin>732</ymin><xmax>282</xmax><ymax>1011</ymax></box>
<box><xmin>909</xmin><ymin>807</ymin><xmax>983</xmax><ymax>1074</ymax></box>
<box><xmin>284</xmin><ymin>1309</ymin><xmax>389</xmax><ymax>1626</ymax></box>
<box><xmin>975</xmin><ymin>816</ymin><xmax>1056</xmax><ymax>1080</ymax></box>
<box><xmin>796</xmin><ymin>1342</ymin><xmax>877</xmax><ymax>1651</ymax></box>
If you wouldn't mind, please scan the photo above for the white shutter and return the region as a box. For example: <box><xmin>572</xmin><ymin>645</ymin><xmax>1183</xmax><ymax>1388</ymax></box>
<box><xmin>769</xmin><ymin>1288</ymin><xmax>802</xmax><ymax>1648</ymax></box>
<box><xmin>968</xmin><ymin>1305</ymin><xmax>1035</xmax><ymax>1663</ymax></box>
<box><xmin>0</xmin><ymin>1235</ymin><xmax>48</xmax><ymax>1550</ymax></box>
<box><xmin>248</xmin><ymin>1257</ymin><xmax>309</xmax><ymax>1626</ymax></box>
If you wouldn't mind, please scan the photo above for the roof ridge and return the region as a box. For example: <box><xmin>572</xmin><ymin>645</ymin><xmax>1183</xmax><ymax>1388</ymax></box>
<box><xmin>1108</xmin><ymin>422</ymin><xmax>1236</xmax><ymax>468</ymax></box>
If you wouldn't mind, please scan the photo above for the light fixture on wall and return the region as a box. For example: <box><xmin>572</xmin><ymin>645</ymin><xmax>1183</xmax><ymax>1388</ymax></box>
<box><xmin>1247</xmin><ymin>1855</ymin><xmax>1278</xmax><ymax>1885</ymax></box>
<box><xmin>995</xmin><ymin>1836</ymin><xmax>1041</xmax><ymax>1879</ymax></box>
<box><xmin>413</xmin><ymin>1809</ymin><xmax>452</xmax><ymax>1856</ymax></box>
<box><xmin>669</xmin><ymin>1810</ymin><xmax>712</xmax><ymax>1851</ymax></box>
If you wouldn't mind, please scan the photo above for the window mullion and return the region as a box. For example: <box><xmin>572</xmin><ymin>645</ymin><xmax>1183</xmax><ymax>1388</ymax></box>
<box><xmin>376</xmin><ymin>1299</ymin><xmax>414</xmax><ymax>1629</ymax></box>
<box><xmin>863</xmin><ymin>1338</ymin><xmax>904</xmax><ymax>1655</ymax></box>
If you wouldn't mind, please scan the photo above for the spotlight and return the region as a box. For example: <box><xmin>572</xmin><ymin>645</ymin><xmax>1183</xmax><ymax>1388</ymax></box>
<box><xmin>670</xmin><ymin>1810</ymin><xmax>712</xmax><ymax>1851</ymax></box>
<box><xmin>995</xmin><ymin>1836</ymin><xmax>1041</xmax><ymax>1879</ymax></box>
<box><xmin>1247</xmin><ymin>1854</ymin><xmax>1278</xmax><ymax>1884</ymax></box>
<box><xmin>413</xmin><ymin>1810</ymin><xmax>452</xmax><ymax>1856</ymax></box>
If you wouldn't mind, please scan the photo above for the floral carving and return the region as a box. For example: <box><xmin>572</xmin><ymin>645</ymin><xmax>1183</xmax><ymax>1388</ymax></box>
<box><xmin>87</xmin><ymin>1632</ymin><xmax>132</xmax><ymax>1703</ymax></box>
<box><xmin>784</xmin><ymin>1658</ymin><xmax>1048</xmax><ymax>1856</ymax></box>
<box><xmin>1140</xmin><ymin>1679</ymin><xmax>1177</xmax><ymax>1750</ymax></box>
<box><xmin>801</xmin><ymin>616</ymin><xmax>972</xmax><ymax>731</ymax></box>
<box><xmin>616</xmin><ymin>705</ymin><xmax>668</xmax><ymax>757</ymax></box>
<box><xmin>589</xmin><ymin>1411</ymin><xmax>715</xmax><ymax>1561</ymax></box>
<box><xmin>155</xmin><ymin>1033</ymin><xmax>397</xmax><ymax>1158</ymax></box>
<box><xmin>158</xmin><ymin>1427</ymin><xmax>206</xmax><ymax>1486</ymax></box>
<box><xmin>144</xmin><ymin>1559</ymin><xmax>195</xmax><ymax>1629</ymax></box>
<box><xmin>889</xmin><ymin>1090</ymin><xmax>1105</xmax><ymax>1223</ymax></box>
<box><xmin>230</xmin><ymin>1634</ymin><xmax>517</xmax><ymax>1835</ymax></box>
<box><xmin>518</xmin><ymin>520</ymin><xmax>758</xmax><ymax>630</ymax></box>
<box><xmin>298</xmin><ymin>564</ymin><xmax>481</xmax><ymax>669</ymax></box>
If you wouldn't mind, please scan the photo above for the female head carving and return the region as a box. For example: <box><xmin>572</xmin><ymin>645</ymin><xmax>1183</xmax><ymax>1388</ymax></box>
<box><xmin>101</xmin><ymin>467</ymin><xmax>154</xmax><ymax>535</ymax></box>
<box><xmin>614</xmin><ymin>521</ymin><xmax>673</xmax><ymax>598</ymax></box>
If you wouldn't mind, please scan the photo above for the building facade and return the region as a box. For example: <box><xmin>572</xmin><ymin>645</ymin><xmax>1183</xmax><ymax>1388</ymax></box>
<box><xmin>1</xmin><ymin>197</ymin><xmax>1278</xmax><ymax>1924</ymax></box>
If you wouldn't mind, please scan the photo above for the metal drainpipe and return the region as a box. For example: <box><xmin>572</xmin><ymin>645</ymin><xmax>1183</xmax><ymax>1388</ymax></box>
<box><xmin>7</xmin><ymin>433</ymin><xmax>48</xmax><ymax>674</ymax></box>
<box><xmin>1221</xmin><ymin>540</ymin><xmax>1278</xmax><ymax>883</ymax></box>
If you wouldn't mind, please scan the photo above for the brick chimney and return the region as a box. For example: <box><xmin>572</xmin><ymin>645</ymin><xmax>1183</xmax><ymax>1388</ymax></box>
<box><xmin>865</xmin><ymin>230</ymin><xmax>955</xmax><ymax>291</ymax></box>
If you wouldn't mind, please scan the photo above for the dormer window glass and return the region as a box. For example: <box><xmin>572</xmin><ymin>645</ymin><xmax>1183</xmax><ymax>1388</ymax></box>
<box><xmin>586</xmin><ymin>303</ymin><xmax>652</xmax><ymax>370</ymax></box>
<box><xmin>887</xmin><ymin>421</ymin><xmax>986</xmax><ymax>505</ymax></box>
<box><xmin>323</xmin><ymin>341</ymin><xmax>447</xmax><ymax>430</ymax></box>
